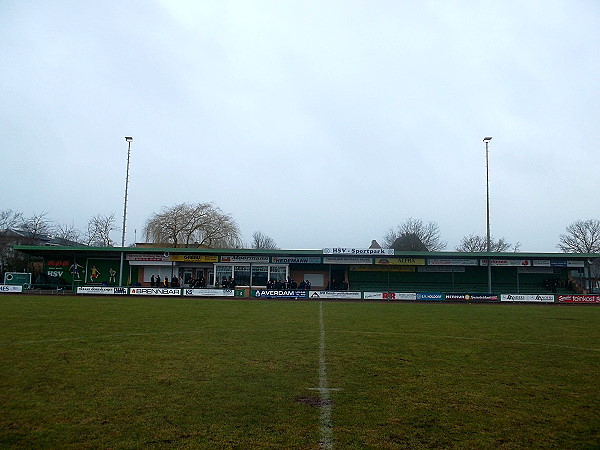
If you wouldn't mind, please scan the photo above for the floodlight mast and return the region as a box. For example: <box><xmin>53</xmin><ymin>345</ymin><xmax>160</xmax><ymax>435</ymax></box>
<box><xmin>119</xmin><ymin>137</ymin><xmax>133</xmax><ymax>287</ymax></box>
<box><xmin>483</xmin><ymin>137</ymin><xmax>492</xmax><ymax>293</ymax></box>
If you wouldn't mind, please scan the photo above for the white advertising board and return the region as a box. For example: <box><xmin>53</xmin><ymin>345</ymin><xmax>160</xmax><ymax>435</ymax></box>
<box><xmin>0</xmin><ymin>285</ymin><xmax>23</xmax><ymax>293</ymax></box>
<box><xmin>130</xmin><ymin>288</ymin><xmax>181</xmax><ymax>296</ymax></box>
<box><xmin>183</xmin><ymin>289</ymin><xmax>235</xmax><ymax>297</ymax></box>
<box><xmin>427</xmin><ymin>259</ymin><xmax>478</xmax><ymax>266</ymax></box>
<box><xmin>500</xmin><ymin>294</ymin><xmax>554</xmax><ymax>302</ymax></box>
<box><xmin>481</xmin><ymin>259</ymin><xmax>531</xmax><ymax>267</ymax></box>
<box><xmin>323</xmin><ymin>257</ymin><xmax>373</xmax><ymax>265</ymax></box>
<box><xmin>309</xmin><ymin>291</ymin><xmax>362</xmax><ymax>299</ymax></box>
<box><xmin>77</xmin><ymin>286</ymin><xmax>128</xmax><ymax>295</ymax></box>
<box><xmin>323</xmin><ymin>248</ymin><xmax>394</xmax><ymax>255</ymax></box>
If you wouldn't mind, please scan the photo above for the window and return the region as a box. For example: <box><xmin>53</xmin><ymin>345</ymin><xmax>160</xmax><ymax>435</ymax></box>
<box><xmin>234</xmin><ymin>265</ymin><xmax>250</xmax><ymax>286</ymax></box>
<box><xmin>214</xmin><ymin>264</ymin><xmax>288</xmax><ymax>286</ymax></box>
<box><xmin>252</xmin><ymin>265</ymin><xmax>268</xmax><ymax>286</ymax></box>
<box><xmin>269</xmin><ymin>266</ymin><xmax>287</xmax><ymax>282</ymax></box>
<box><xmin>215</xmin><ymin>265</ymin><xmax>232</xmax><ymax>286</ymax></box>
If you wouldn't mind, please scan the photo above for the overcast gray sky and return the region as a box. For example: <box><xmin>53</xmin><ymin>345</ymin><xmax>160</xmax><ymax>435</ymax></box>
<box><xmin>1</xmin><ymin>1</ymin><xmax>598</xmax><ymax>251</ymax></box>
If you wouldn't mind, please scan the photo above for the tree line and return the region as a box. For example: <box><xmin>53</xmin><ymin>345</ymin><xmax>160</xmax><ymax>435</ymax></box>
<box><xmin>383</xmin><ymin>217</ymin><xmax>600</xmax><ymax>253</ymax></box>
<box><xmin>2</xmin><ymin>204</ymin><xmax>599</xmax><ymax>273</ymax></box>
<box><xmin>0</xmin><ymin>204</ymin><xmax>277</xmax><ymax>273</ymax></box>
<box><xmin>0</xmin><ymin>209</ymin><xmax>120</xmax><ymax>247</ymax></box>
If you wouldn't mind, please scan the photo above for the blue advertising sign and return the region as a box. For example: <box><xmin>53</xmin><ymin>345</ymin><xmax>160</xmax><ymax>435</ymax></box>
<box><xmin>253</xmin><ymin>290</ymin><xmax>309</xmax><ymax>299</ymax></box>
<box><xmin>550</xmin><ymin>260</ymin><xmax>568</xmax><ymax>267</ymax></box>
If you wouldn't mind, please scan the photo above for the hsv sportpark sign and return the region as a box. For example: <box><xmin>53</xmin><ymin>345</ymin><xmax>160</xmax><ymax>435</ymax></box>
<box><xmin>323</xmin><ymin>248</ymin><xmax>394</xmax><ymax>255</ymax></box>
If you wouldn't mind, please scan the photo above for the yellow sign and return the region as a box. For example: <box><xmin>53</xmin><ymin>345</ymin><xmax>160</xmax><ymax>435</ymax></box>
<box><xmin>375</xmin><ymin>258</ymin><xmax>425</xmax><ymax>266</ymax></box>
<box><xmin>169</xmin><ymin>255</ymin><xmax>218</xmax><ymax>263</ymax></box>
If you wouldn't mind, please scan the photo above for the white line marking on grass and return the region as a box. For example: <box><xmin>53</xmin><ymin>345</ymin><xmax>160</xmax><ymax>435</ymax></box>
<box><xmin>318</xmin><ymin>301</ymin><xmax>334</xmax><ymax>449</ymax></box>
<box><xmin>330</xmin><ymin>330</ymin><xmax>600</xmax><ymax>352</ymax></box>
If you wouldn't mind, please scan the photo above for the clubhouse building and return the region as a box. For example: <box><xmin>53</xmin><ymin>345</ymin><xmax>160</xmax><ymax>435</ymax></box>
<box><xmin>10</xmin><ymin>244</ymin><xmax>599</xmax><ymax>302</ymax></box>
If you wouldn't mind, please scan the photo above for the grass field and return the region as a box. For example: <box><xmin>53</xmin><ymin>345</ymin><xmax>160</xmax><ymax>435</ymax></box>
<box><xmin>0</xmin><ymin>295</ymin><xmax>599</xmax><ymax>449</ymax></box>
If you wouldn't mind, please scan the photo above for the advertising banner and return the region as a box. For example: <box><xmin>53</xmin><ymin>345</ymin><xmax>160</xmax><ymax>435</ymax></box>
<box><xmin>416</xmin><ymin>293</ymin><xmax>443</xmax><ymax>301</ymax></box>
<box><xmin>428</xmin><ymin>259</ymin><xmax>478</xmax><ymax>266</ymax></box>
<box><xmin>253</xmin><ymin>290</ymin><xmax>308</xmax><ymax>298</ymax></box>
<box><xmin>363</xmin><ymin>292</ymin><xmax>417</xmax><ymax>300</ymax></box>
<box><xmin>77</xmin><ymin>286</ymin><xmax>128</xmax><ymax>295</ymax></box>
<box><xmin>170</xmin><ymin>255</ymin><xmax>218</xmax><ymax>263</ymax></box>
<box><xmin>375</xmin><ymin>258</ymin><xmax>425</xmax><ymax>266</ymax></box>
<box><xmin>127</xmin><ymin>254</ymin><xmax>170</xmax><ymax>262</ymax></box>
<box><xmin>481</xmin><ymin>259</ymin><xmax>531</xmax><ymax>267</ymax></box>
<box><xmin>323</xmin><ymin>257</ymin><xmax>372</xmax><ymax>265</ymax></box>
<box><xmin>363</xmin><ymin>292</ymin><xmax>385</xmax><ymax>300</ymax></box>
<box><xmin>309</xmin><ymin>291</ymin><xmax>362</xmax><ymax>299</ymax></box>
<box><xmin>533</xmin><ymin>260</ymin><xmax>550</xmax><ymax>267</ymax></box>
<box><xmin>323</xmin><ymin>248</ymin><xmax>394</xmax><ymax>255</ymax></box>
<box><xmin>85</xmin><ymin>259</ymin><xmax>121</xmax><ymax>286</ymax></box>
<box><xmin>130</xmin><ymin>288</ymin><xmax>182</xmax><ymax>296</ymax></box>
<box><xmin>0</xmin><ymin>285</ymin><xmax>23</xmax><ymax>293</ymax></box>
<box><xmin>445</xmin><ymin>293</ymin><xmax>499</xmax><ymax>302</ymax></box>
<box><xmin>221</xmin><ymin>256</ymin><xmax>270</xmax><ymax>263</ymax></box>
<box><xmin>271</xmin><ymin>256</ymin><xmax>322</xmax><ymax>264</ymax></box>
<box><xmin>501</xmin><ymin>294</ymin><xmax>555</xmax><ymax>302</ymax></box>
<box><xmin>45</xmin><ymin>260</ymin><xmax>70</xmax><ymax>279</ymax></box>
<box><xmin>183</xmin><ymin>289</ymin><xmax>235</xmax><ymax>297</ymax></box>
<box><xmin>557</xmin><ymin>295</ymin><xmax>600</xmax><ymax>303</ymax></box>
<box><xmin>532</xmin><ymin>260</ymin><xmax>584</xmax><ymax>268</ymax></box>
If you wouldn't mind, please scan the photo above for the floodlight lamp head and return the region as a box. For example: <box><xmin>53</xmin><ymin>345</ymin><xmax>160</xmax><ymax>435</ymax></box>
<box><xmin>125</xmin><ymin>136</ymin><xmax>133</xmax><ymax>142</ymax></box>
<box><xmin>483</xmin><ymin>137</ymin><xmax>492</xmax><ymax>142</ymax></box>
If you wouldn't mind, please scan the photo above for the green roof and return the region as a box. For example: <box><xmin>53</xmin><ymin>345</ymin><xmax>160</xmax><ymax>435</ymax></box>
<box><xmin>12</xmin><ymin>245</ymin><xmax>599</xmax><ymax>260</ymax></box>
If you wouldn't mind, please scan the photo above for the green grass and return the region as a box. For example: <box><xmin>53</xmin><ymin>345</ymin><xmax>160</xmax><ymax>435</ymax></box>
<box><xmin>0</xmin><ymin>296</ymin><xmax>599</xmax><ymax>449</ymax></box>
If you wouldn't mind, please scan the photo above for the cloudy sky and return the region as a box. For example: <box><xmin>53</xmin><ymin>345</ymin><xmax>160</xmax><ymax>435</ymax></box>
<box><xmin>1</xmin><ymin>1</ymin><xmax>598</xmax><ymax>251</ymax></box>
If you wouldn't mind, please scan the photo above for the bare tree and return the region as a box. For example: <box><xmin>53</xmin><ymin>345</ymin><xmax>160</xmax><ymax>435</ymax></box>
<box><xmin>20</xmin><ymin>211</ymin><xmax>54</xmax><ymax>242</ymax></box>
<box><xmin>558</xmin><ymin>219</ymin><xmax>600</xmax><ymax>253</ymax></box>
<box><xmin>86</xmin><ymin>214</ymin><xmax>117</xmax><ymax>247</ymax></box>
<box><xmin>384</xmin><ymin>218</ymin><xmax>446</xmax><ymax>251</ymax></box>
<box><xmin>455</xmin><ymin>233</ymin><xmax>520</xmax><ymax>252</ymax></box>
<box><xmin>55</xmin><ymin>223</ymin><xmax>82</xmax><ymax>245</ymax></box>
<box><xmin>143</xmin><ymin>202</ymin><xmax>241</xmax><ymax>248</ymax></box>
<box><xmin>0</xmin><ymin>209</ymin><xmax>23</xmax><ymax>231</ymax></box>
<box><xmin>0</xmin><ymin>209</ymin><xmax>25</xmax><ymax>272</ymax></box>
<box><xmin>251</xmin><ymin>231</ymin><xmax>279</xmax><ymax>250</ymax></box>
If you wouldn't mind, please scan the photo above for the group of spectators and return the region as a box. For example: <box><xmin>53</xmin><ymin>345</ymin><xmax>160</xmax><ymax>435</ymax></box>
<box><xmin>148</xmin><ymin>274</ymin><xmax>349</xmax><ymax>291</ymax></box>
<box><xmin>543</xmin><ymin>277</ymin><xmax>573</xmax><ymax>293</ymax></box>
<box><xmin>150</xmin><ymin>275</ymin><xmax>180</xmax><ymax>288</ymax></box>
<box><xmin>187</xmin><ymin>276</ymin><xmax>207</xmax><ymax>288</ymax></box>
<box><xmin>216</xmin><ymin>277</ymin><xmax>237</xmax><ymax>289</ymax></box>
<box><xmin>266</xmin><ymin>278</ymin><xmax>312</xmax><ymax>290</ymax></box>
<box><xmin>326</xmin><ymin>278</ymin><xmax>349</xmax><ymax>290</ymax></box>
